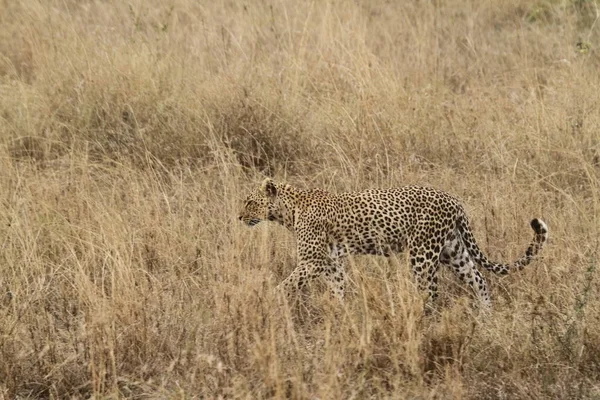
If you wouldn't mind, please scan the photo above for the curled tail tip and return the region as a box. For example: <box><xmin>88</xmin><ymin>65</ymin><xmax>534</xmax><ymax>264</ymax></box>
<box><xmin>530</xmin><ymin>218</ymin><xmax>548</xmax><ymax>236</ymax></box>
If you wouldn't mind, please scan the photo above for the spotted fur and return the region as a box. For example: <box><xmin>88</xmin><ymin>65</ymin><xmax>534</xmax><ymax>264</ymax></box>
<box><xmin>239</xmin><ymin>178</ymin><xmax>548</xmax><ymax>307</ymax></box>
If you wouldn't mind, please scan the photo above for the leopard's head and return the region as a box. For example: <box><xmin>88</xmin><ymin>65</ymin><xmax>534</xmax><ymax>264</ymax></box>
<box><xmin>238</xmin><ymin>178</ymin><xmax>286</xmax><ymax>226</ymax></box>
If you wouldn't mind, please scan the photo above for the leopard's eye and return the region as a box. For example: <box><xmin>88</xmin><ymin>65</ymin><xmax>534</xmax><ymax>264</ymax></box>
<box><xmin>245</xmin><ymin>200</ymin><xmax>253</xmax><ymax>208</ymax></box>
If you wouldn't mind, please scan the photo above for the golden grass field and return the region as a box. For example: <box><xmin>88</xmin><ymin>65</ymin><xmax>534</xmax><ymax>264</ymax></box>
<box><xmin>0</xmin><ymin>0</ymin><xmax>599</xmax><ymax>398</ymax></box>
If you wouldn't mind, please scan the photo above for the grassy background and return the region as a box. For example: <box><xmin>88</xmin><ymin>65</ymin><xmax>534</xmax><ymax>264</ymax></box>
<box><xmin>0</xmin><ymin>0</ymin><xmax>599</xmax><ymax>398</ymax></box>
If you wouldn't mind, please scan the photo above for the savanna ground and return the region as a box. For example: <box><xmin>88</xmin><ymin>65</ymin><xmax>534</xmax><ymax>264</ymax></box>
<box><xmin>0</xmin><ymin>0</ymin><xmax>599</xmax><ymax>398</ymax></box>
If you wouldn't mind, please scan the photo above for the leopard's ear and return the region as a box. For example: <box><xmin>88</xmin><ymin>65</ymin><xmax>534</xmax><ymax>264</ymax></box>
<box><xmin>260</xmin><ymin>178</ymin><xmax>277</xmax><ymax>198</ymax></box>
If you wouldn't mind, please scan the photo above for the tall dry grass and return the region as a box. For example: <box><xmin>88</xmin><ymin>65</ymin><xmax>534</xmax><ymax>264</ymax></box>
<box><xmin>0</xmin><ymin>0</ymin><xmax>599</xmax><ymax>398</ymax></box>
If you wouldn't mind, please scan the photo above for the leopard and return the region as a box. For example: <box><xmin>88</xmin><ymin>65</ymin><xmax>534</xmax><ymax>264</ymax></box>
<box><xmin>238</xmin><ymin>178</ymin><xmax>548</xmax><ymax>307</ymax></box>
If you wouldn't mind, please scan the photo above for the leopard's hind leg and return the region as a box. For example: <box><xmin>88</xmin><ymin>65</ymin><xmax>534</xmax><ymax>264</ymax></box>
<box><xmin>440</xmin><ymin>232</ymin><xmax>491</xmax><ymax>307</ymax></box>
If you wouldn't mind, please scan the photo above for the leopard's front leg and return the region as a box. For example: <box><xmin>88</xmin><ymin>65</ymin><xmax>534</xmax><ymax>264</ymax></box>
<box><xmin>276</xmin><ymin>263</ymin><xmax>310</xmax><ymax>294</ymax></box>
<box><xmin>276</xmin><ymin>258</ymin><xmax>344</xmax><ymax>299</ymax></box>
<box><xmin>276</xmin><ymin>223</ymin><xmax>344</xmax><ymax>300</ymax></box>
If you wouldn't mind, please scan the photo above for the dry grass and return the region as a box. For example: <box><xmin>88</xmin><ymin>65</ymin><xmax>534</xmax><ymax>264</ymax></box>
<box><xmin>0</xmin><ymin>0</ymin><xmax>599</xmax><ymax>398</ymax></box>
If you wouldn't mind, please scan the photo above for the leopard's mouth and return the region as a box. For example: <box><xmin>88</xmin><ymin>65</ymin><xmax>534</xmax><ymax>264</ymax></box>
<box><xmin>247</xmin><ymin>219</ymin><xmax>261</xmax><ymax>226</ymax></box>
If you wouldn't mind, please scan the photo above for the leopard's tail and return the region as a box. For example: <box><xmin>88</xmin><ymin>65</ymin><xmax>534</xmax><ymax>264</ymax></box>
<box><xmin>458</xmin><ymin>215</ymin><xmax>548</xmax><ymax>275</ymax></box>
